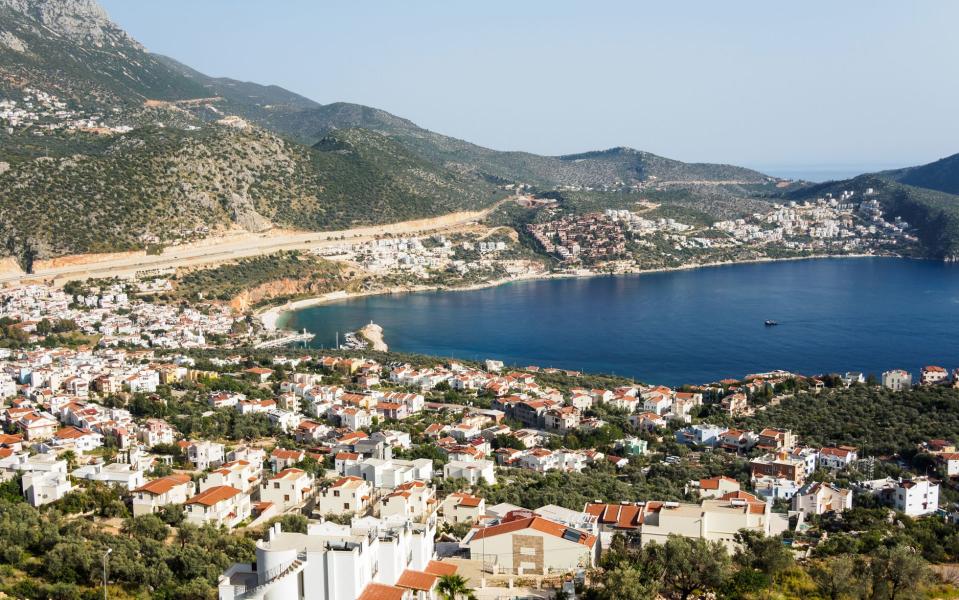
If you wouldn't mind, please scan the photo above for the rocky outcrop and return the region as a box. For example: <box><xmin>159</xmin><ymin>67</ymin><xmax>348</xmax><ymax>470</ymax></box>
<box><xmin>0</xmin><ymin>0</ymin><xmax>138</xmax><ymax>48</ymax></box>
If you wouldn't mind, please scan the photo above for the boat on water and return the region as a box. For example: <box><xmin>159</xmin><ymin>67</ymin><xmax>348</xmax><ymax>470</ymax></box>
<box><xmin>764</xmin><ymin>320</ymin><xmax>779</xmax><ymax>327</ymax></box>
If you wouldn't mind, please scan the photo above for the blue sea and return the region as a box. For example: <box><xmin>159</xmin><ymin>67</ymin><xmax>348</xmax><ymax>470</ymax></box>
<box><xmin>280</xmin><ymin>258</ymin><xmax>959</xmax><ymax>386</ymax></box>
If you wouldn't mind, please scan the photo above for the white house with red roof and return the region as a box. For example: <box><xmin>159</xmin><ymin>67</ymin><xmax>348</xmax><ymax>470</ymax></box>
<box><xmin>439</xmin><ymin>492</ymin><xmax>486</xmax><ymax>524</ymax></box>
<box><xmin>46</xmin><ymin>425</ymin><xmax>103</xmax><ymax>453</ymax></box>
<box><xmin>201</xmin><ymin>460</ymin><xmax>261</xmax><ymax>495</ymax></box>
<box><xmin>269</xmin><ymin>448</ymin><xmax>305</xmax><ymax>473</ymax></box>
<box><xmin>921</xmin><ymin>365</ymin><xmax>949</xmax><ymax>386</ymax></box>
<box><xmin>132</xmin><ymin>474</ymin><xmax>195</xmax><ymax>516</ymax></box>
<box><xmin>318</xmin><ymin>476</ymin><xmax>372</xmax><ymax>516</ymax></box>
<box><xmin>691</xmin><ymin>476</ymin><xmax>742</xmax><ymax>499</ymax></box>
<box><xmin>818</xmin><ymin>446</ymin><xmax>858</xmax><ymax>470</ymax></box>
<box><xmin>379</xmin><ymin>480</ymin><xmax>436</xmax><ymax>521</ymax></box>
<box><xmin>16</xmin><ymin>411</ymin><xmax>57</xmax><ymax>440</ymax></box>
<box><xmin>260</xmin><ymin>468</ymin><xmax>313</xmax><ymax>512</ymax></box>
<box><xmin>184</xmin><ymin>485</ymin><xmax>251</xmax><ymax>528</ymax></box>
<box><xmin>792</xmin><ymin>481</ymin><xmax>853</xmax><ymax>516</ymax></box>
<box><xmin>139</xmin><ymin>418</ymin><xmax>175</xmax><ymax>447</ymax></box>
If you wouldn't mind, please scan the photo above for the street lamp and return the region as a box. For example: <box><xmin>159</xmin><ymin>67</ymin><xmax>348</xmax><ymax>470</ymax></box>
<box><xmin>102</xmin><ymin>547</ymin><xmax>112</xmax><ymax>600</ymax></box>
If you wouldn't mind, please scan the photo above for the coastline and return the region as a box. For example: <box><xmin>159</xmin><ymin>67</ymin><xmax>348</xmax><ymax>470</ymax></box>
<box><xmin>257</xmin><ymin>252</ymin><xmax>889</xmax><ymax>332</ymax></box>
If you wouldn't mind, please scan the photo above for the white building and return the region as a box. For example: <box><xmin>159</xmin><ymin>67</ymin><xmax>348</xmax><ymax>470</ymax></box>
<box><xmin>343</xmin><ymin>458</ymin><xmax>433</xmax><ymax>489</ymax></box>
<box><xmin>318</xmin><ymin>476</ymin><xmax>373</xmax><ymax>517</ymax></box>
<box><xmin>379</xmin><ymin>481</ymin><xmax>435</xmax><ymax>521</ymax></box>
<box><xmin>133</xmin><ymin>474</ymin><xmax>196</xmax><ymax>516</ymax></box>
<box><xmin>261</xmin><ymin>468</ymin><xmax>314</xmax><ymax>512</ymax></box>
<box><xmin>818</xmin><ymin>446</ymin><xmax>858</xmax><ymax>470</ymax></box>
<box><xmin>792</xmin><ymin>481</ymin><xmax>853</xmax><ymax>516</ymax></box>
<box><xmin>72</xmin><ymin>462</ymin><xmax>146</xmax><ymax>491</ymax></box>
<box><xmin>184</xmin><ymin>485</ymin><xmax>252</xmax><ymax>528</ymax></box>
<box><xmin>882</xmin><ymin>369</ymin><xmax>913</xmax><ymax>392</ymax></box>
<box><xmin>217</xmin><ymin>516</ymin><xmax>439</xmax><ymax>600</ymax></box>
<box><xmin>22</xmin><ymin>470</ymin><xmax>73</xmax><ymax>507</ymax></box>
<box><xmin>443</xmin><ymin>459</ymin><xmax>496</xmax><ymax>485</ymax></box>
<box><xmin>855</xmin><ymin>477</ymin><xmax>940</xmax><ymax>517</ymax></box>
<box><xmin>201</xmin><ymin>460</ymin><xmax>261</xmax><ymax>495</ymax></box>
<box><xmin>182</xmin><ymin>440</ymin><xmax>225</xmax><ymax>471</ymax></box>
<box><xmin>640</xmin><ymin>497</ymin><xmax>788</xmax><ymax>552</ymax></box>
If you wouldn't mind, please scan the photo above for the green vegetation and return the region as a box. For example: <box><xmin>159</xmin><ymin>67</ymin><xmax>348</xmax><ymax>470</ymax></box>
<box><xmin>584</xmin><ymin>532</ymin><xmax>940</xmax><ymax>600</ymax></box>
<box><xmin>743</xmin><ymin>384</ymin><xmax>959</xmax><ymax>457</ymax></box>
<box><xmin>0</xmin><ymin>497</ymin><xmax>255</xmax><ymax>599</ymax></box>
<box><xmin>169</xmin><ymin>252</ymin><xmax>349</xmax><ymax>303</ymax></box>
<box><xmin>0</xmin><ymin>125</ymin><xmax>501</xmax><ymax>267</ymax></box>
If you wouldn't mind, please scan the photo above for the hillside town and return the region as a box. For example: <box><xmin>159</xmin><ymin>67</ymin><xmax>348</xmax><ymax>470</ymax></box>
<box><xmin>1</xmin><ymin>288</ymin><xmax>958</xmax><ymax>599</ymax></box>
<box><xmin>0</xmin><ymin>89</ymin><xmax>134</xmax><ymax>136</ymax></box>
<box><xmin>528</xmin><ymin>190</ymin><xmax>917</xmax><ymax>269</ymax></box>
<box><xmin>312</xmin><ymin>231</ymin><xmax>543</xmax><ymax>283</ymax></box>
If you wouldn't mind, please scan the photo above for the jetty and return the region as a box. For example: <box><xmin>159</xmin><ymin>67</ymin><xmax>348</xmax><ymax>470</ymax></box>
<box><xmin>254</xmin><ymin>328</ymin><xmax>315</xmax><ymax>349</ymax></box>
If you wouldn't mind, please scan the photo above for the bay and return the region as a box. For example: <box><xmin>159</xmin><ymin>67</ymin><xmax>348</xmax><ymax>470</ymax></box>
<box><xmin>280</xmin><ymin>258</ymin><xmax>959</xmax><ymax>386</ymax></box>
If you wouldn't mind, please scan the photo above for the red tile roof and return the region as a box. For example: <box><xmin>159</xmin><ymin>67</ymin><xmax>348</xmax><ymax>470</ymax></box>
<box><xmin>358</xmin><ymin>583</ymin><xmax>407</xmax><ymax>600</ymax></box>
<box><xmin>185</xmin><ymin>485</ymin><xmax>241</xmax><ymax>506</ymax></box>
<box><xmin>135</xmin><ymin>474</ymin><xmax>192</xmax><ymax>495</ymax></box>
<box><xmin>469</xmin><ymin>516</ymin><xmax>597</xmax><ymax>547</ymax></box>
<box><xmin>396</xmin><ymin>569</ymin><xmax>437</xmax><ymax>591</ymax></box>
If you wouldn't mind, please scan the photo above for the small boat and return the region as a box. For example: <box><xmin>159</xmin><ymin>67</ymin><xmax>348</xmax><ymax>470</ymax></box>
<box><xmin>764</xmin><ymin>320</ymin><xmax>779</xmax><ymax>327</ymax></box>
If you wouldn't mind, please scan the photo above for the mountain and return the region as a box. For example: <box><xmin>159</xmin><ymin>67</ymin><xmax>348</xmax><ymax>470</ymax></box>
<box><xmin>876</xmin><ymin>152</ymin><xmax>959</xmax><ymax>197</ymax></box>
<box><xmin>0</xmin><ymin>0</ymin><xmax>782</xmax><ymax>269</ymax></box>
<box><xmin>0</xmin><ymin>0</ymin><xmax>208</xmax><ymax>106</ymax></box>
<box><xmin>154</xmin><ymin>55</ymin><xmax>321</xmax><ymax>123</ymax></box>
<box><xmin>233</xmin><ymin>100</ymin><xmax>772</xmax><ymax>188</ymax></box>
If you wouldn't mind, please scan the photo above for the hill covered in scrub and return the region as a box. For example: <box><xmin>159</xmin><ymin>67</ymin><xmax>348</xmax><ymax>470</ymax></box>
<box><xmin>0</xmin><ymin>124</ymin><xmax>500</xmax><ymax>266</ymax></box>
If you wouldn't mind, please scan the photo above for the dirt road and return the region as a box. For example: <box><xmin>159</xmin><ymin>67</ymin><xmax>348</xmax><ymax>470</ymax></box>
<box><xmin>0</xmin><ymin>200</ymin><xmax>509</xmax><ymax>287</ymax></box>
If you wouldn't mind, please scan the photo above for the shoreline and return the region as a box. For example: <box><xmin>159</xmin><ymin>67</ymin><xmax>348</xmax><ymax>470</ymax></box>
<box><xmin>256</xmin><ymin>252</ymin><xmax>893</xmax><ymax>333</ymax></box>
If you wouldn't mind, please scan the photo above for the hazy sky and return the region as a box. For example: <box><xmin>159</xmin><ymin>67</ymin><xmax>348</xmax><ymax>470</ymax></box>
<box><xmin>102</xmin><ymin>1</ymin><xmax>959</xmax><ymax>174</ymax></box>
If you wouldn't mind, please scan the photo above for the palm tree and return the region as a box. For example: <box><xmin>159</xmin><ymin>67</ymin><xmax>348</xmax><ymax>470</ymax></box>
<box><xmin>436</xmin><ymin>574</ymin><xmax>476</xmax><ymax>600</ymax></box>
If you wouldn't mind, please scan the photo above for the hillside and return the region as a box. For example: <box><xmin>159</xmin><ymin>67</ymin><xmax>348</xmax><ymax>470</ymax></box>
<box><xmin>239</xmin><ymin>100</ymin><xmax>773</xmax><ymax>188</ymax></box>
<box><xmin>0</xmin><ymin>0</ymin><xmax>207</xmax><ymax>107</ymax></box>
<box><xmin>877</xmin><ymin>152</ymin><xmax>959</xmax><ymax>196</ymax></box>
<box><xmin>0</xmin><ymin>124</ymin><xmax>499</xmax><ymax>268</ymax></box>
<box><xmin>787</xmin><ymin>175</ymin><xmax>959</xmax><ymax>260</ymax></box>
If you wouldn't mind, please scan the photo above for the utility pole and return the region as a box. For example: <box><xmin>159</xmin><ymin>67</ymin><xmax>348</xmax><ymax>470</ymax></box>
<box><xmin>102</xmin><ymin>547</ymin><xmax>112</xmax><ymax>600</ymax></box>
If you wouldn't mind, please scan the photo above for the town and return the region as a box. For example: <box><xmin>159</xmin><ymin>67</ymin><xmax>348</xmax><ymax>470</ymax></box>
<box><xmin>0</xmin><ymin>88</ymin><xmax>134</xmax><ymax>137</ymax></box>
<box><xmin>527</xmin><ymin>190</ymin><xmax>917</xmax><ymax>270</ymax></box>
<box><xmin>1</xmin><ymin>280</ymin><xmax>957</xmax><ymax>599</ymax></box>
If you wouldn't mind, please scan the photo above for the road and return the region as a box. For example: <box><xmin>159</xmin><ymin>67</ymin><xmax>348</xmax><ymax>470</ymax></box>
<box><xmin>0</xmin><ymin>199</ymin><xmax>511</xmax><ymax>287</ymax></box>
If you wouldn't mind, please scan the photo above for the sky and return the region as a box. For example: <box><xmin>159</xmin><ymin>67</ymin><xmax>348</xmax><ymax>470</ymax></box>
<box><xmin>101</xmin><ymin>0</ymin><xmax>959</xmax><ymax>176</ymax></box>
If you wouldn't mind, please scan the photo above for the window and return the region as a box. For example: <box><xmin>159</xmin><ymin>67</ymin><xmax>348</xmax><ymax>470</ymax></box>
<box><xmin>344</xmin><ymin>502</ymin><xmax>349</xmax><ymax>510</ymax></box>
<box><xmin>284</xmin><ymin>494</ymin><xmax>290</xmax><ymax>502</ymax></box>
<box><xmin>274</xmin><ymin>483</ymin><xmax>280</xmax><ymax>489</ymax></box>
<box><xmin>520</xmin><ymin>547</ymin><xmax>536</xmax><ymax>556</ymax></box>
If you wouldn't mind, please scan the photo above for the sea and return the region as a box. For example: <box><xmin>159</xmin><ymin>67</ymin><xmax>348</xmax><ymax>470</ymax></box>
<box><xmin>279</xmin><ymin>258</ymin><xmax>959</xmax><ymax>386</ymax></box>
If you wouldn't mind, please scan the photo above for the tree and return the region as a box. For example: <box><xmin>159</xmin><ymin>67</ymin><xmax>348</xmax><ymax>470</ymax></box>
<box><xmin>811</xmin><ymin>554</ymin><xmax>864</xmax><ymax>600</ymax></box>
<box><xmin>868</xmin><ymin>545</ymin><xmax>930</xmax><ymax>600</ymax></box>
<box><xmin>733</xmin><ymin>530</ymin><xmax>794</xmax><ymax>580</ymax></box>
<box><xmin>121</xmin><ymin>514</ymin><xmax>169</xmax><ymax>542</ymax></box>
<box><xmin>590</xmin><ymin>565</ymin><xmax>658</xmax><ymax>600</ymax></box>
<box><xmin>647</xmin><ymin>536</ymin><xmax>730</xmax><ymax>600</ymax></box>
<box><xmin>436</xmin><ymin>574</ymin><xmax>476</xmax><ymax>600</ymax></box>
